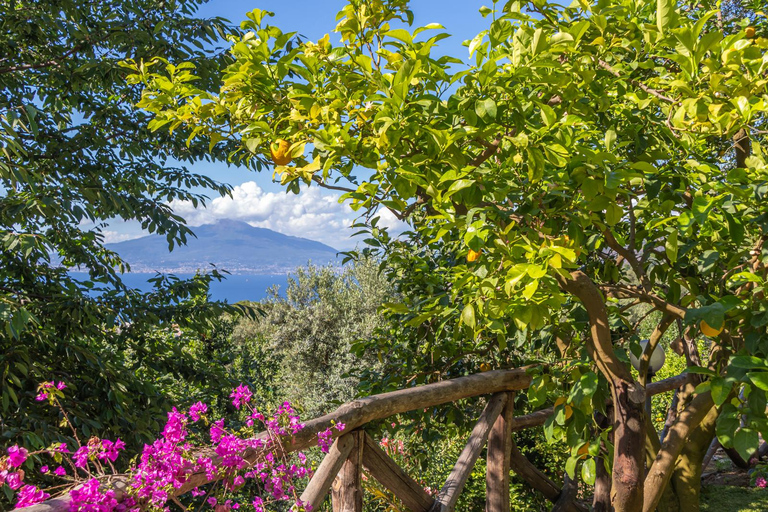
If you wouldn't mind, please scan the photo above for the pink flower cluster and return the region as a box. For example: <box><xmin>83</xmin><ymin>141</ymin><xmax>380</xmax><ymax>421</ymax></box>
<box><xmin>756</xmin><ymin>476</ymin><xmax>767</xmax><ymax>488</ymax></box>
<box><xmin>4</xmin><ymin>382</ymin><xmax>332</xmax><ymax>511</ymax></box>
<box><xmin>131</xmin><ymin>385</ymin><xmax>316</xmax><ymax>511</ymax></box>
<box><xmin>35</xmin><ymin>381</ymin><xmax>66</xmax><ymax>402</ymax></box>
<box><xmin>317</xmin><ymin>422</ymin><xmax>346</xmax><ymax>453</ymax></box>
<box><xmin>379</xmin><ymin>436</ymin><xmax>405</xmax><ymax>456</ymax></box>
<box><xmin>1</xmin><ymin>444</ymin><xmax>47</xmax><ymax>507</ymax></box>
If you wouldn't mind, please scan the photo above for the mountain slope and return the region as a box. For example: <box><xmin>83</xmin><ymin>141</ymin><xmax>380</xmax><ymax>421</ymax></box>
<box><xmin>107</xmin><ymin>219</ymin><xmax>340</xmax><ymax>274</ymax></box>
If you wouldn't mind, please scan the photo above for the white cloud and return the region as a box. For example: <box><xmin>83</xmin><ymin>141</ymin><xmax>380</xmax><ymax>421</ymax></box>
<box><xmin>102</xmin><ymin>230</ymin><xmax>141</xmax><ymax>244</ymax></box>
<box><xmin>171</xmin><ymin>181</ymin><xmax>365</xmax><ymax>249</ymax></box>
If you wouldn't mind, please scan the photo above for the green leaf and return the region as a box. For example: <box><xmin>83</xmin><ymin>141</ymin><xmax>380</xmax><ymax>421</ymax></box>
<box><xmin>604</xmin><ymin>128</ymin><xmax>617</xmax><ymax>150</ymax></box>
<box><xmin>710</xmin><ymin>376</ymin><xmax>730</xmax><ymax>406</ymax></box>
<box><xmin>581</xmin><ymin>458</ymin><xmax>596</xmax><ymax>485</ymax></box>
<box><xmin>565</xmin><ymin>456</ymin><xmax>578</xmax><ymax>479</ymax></box>
<box><xmin>665</xmin><ymin>229</ymin><xmax>678</xmax><ymax>263</ymax></box>
<box><xmin>748</xmin><ymin>372</ymin><xmax>768</xmax><ymax>391</ymax></box>
<box><xmin>605</xmin><ymin>203</ymin><xmax>622</xmax><ymax>226</ymax></box>
<box><xmin>461</xmin><ymin>303</ymin><xmax>476</xmax><ymax>328</ymax></box>
<box><xmin>657</xmin><ymin>0</ymin><xmax>675</xmax><ymax>35</ymax></box>
<box><xmin>523</xmin><ymin>280</ymin><xmax>539</xmax><ymax>300</ymax></box>
<box><xmin>475</xmin><ymin>98</ymin><xmax>497</xmax><ymax>121</ymax></box>
<box><xmin>733</xmin><ymin>428</ymin><xmax>759</xmax><ymax>460</ymax></box>
<box><xmin>730</xmin><ymin>355</ymin><xmax>768</xmax><ymax>370</ymax></box>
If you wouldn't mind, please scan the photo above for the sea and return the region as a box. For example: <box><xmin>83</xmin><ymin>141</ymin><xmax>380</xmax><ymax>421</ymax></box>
<box><xmin>70</xmin><ymin>272</ymin><xmax>290</xmax><ymax>303</ymax></box>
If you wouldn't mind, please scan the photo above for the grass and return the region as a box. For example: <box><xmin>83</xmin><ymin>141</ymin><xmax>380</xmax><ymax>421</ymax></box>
<box><xmin>700</xmin><ymin>486</ymin><xmax>768</xmax><ymax>511</ymax></box>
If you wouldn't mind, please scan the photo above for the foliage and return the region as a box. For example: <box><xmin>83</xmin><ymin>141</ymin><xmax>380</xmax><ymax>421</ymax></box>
<box><xmin>0</xmin><ymin>0</ymin><xmax>258</xmax><ymax>467</ymax></box>
<box><xmin>229</xmin><ymin>258</ymin><xmax>392</xmax><ymax>419</ymax></box>
<box><xmin>134</xmin><ymin>0</ymin><xmax>768</xmax><ymax>508</ymax></box>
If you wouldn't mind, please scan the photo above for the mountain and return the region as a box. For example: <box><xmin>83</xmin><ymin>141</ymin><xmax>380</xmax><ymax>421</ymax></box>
<box><xmin>106</xmin><ymin>219</ymin><xmax>340</xmax><ymax>274</ymax></box>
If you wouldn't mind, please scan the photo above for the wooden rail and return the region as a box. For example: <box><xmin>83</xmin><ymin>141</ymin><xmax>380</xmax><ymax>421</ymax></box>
<box><xmin>23</xmin><ymin>368</ymin><xmax>686</xmax><ymax>512</ymax></box>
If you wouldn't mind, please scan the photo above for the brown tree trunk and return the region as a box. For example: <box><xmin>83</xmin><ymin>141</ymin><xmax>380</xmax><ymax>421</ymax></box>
<box><xmin>611</xmin><ymin>380</ymin><xmax>646</xmax><ymax>512</ymax></box>
<box><xmin>642</xmin><ymin>392</ymin><xmax>715</xmax><ymax>512</ymax></box>
<box><xmin>593</xmin><ymin>408</ymin><xmax>612</xmax><ymax>512</ymax></box>
<box><xmin>669</xmin><ymin>406</ymin><xmax>718</xmax><ymax>512</ymax></box>
<box><xmin>555</xmin><ymin>271</ymin><xmax>646</xmax><ymax>512</ymax></box>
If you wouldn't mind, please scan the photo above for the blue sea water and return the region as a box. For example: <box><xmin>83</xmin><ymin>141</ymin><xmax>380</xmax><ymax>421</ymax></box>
<box><xmin>70</xmin><ymin>273</ymin><xmax>290</xmax><ymax>303</ymax></box>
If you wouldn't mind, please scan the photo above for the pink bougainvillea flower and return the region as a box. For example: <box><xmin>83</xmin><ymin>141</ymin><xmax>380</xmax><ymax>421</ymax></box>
<box><xmin>56</xmin><ymin>381</ymin><xmax>66</xmax><ymax>390</ymax></box>
<box><xmin>6</xmin><ymin>472</ymin><xmax>23</xmax><ymax>490</ymax></box>
<box><xmin>53</xmin><ymin>466</ymin><xmax>66</xmax><ymax>477</ymax></box>
<box><xmin>7</xmin><ymin>445</ymin><xmax>28</xmax><ymax>468</ymax></box>
<box><xmin>229</xmin><ymin>384</ymin><xmax>252</xmax><ymax>410</ymax></box>
<box><xmin>161</xmin><ymin>408</ymin><xmax>188</xmax><ymax>444</ymax></box>
<box><xmin>39</xmin><ymin>466</ymin><xmax>49</xmax><ymax>474</ymax></box>
<box><xmin>70</xmin><ymin>478</ymin><xmax>117</xmax><ymax>511</ymax></box>
<box><xmin>73</xmin><ymin>446</ymin><xmax>91</xmax><ymax>469</ymax></box>
<box><xmin>15</xmin><ymin>484</ymin><xmax>49</xmax><ymax>508</ymax></box>
<box><xmin>757</xmin><ymin>476</ymin><xmax>767</xmax><ymax>488</ymax></box>
<box><xmin>99</xmin><ymin>439</ymin><xmax>125</xmax><ymax>462</ymax></box>
<box><xmin>189</xmin><ymin>401</ymin><xmax>208</xmax><ymax>422</ymax></box>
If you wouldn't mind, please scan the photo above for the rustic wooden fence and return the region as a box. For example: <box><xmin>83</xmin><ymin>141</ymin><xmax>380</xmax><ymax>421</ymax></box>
<box><xmin>26</xmin><ymin>368</ymin><xmax>686</xmax><ymax>512</ymax></box>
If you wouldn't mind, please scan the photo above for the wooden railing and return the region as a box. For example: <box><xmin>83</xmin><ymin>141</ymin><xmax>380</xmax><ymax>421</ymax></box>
<box><xmin>25</xmin><ymin>368</ymin><xmax>687</xmax><ymax>512</ymax></box>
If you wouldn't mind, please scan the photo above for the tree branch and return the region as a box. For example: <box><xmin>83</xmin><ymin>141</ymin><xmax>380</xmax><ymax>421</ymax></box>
<box><xmin>642</xmin><ymin>392</ymin><xmax>716</xmax><ymax>512</ymax></box>
<box><xmin>597</xmin><ymin>60</ymin><xmax>677</xmax><ymax>104</ymax></box>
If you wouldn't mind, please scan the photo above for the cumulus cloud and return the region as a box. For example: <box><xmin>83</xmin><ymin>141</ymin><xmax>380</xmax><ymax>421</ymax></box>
<box><xmin>170</xmin><ymin>181</ymin><xmax>387</xmax><ymax>249</ymax></box>
<box><xmin>102</xmin><ymin>230</ymin><xmax>141</xmax><ymax>244</ymax></box>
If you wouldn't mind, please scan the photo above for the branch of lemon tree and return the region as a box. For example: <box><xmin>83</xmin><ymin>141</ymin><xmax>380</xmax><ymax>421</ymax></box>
<box><xmin>638</xmin><ymin>313</ymin><xmax>675</xmax><ymax>387</ymax></box>
<box><xmin>642</xmin><ymin>391</ymin><xmax>716</xmax><ymax>512</ymax></box>
<box><xmin>469</xmin><ymin>135</ymin><xmax>502</xmax><ymax>167</ymax></box>
<box><xmin>596</xmin><ymin>59</ymin><xmax>677</xmax><ymax>104</ymax></box>
<box><xmin>599</xmin><ymin>283</ymin><xmax>686</xmax><ymax>321</ymax></box>
<box><xmin>601</xmin><ymin>227</ymin><xmax>652</xmax><ymax>293</ymax></box>
<box><xmin>310</xmin><ymin>175</ymin><xmax>357</xmax><ymax>194</ymax></box>
<box><xmin>554</xmin><ymin>270</ymin><xmax>633</xmax><ymax>383</ymax></box>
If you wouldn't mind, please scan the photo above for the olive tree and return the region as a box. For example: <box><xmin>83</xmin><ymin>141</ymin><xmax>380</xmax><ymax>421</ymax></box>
<box><xmin>134</xmin><ymin>1</ymin><xmax>768</xmax><ymax>510</ymax></box>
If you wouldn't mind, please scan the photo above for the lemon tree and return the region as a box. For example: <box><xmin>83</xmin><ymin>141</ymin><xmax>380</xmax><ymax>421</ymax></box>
<box><xmin>132</xmin><ymin>1</ymin><xmax>768</xmax><ymax>510</ymax></box>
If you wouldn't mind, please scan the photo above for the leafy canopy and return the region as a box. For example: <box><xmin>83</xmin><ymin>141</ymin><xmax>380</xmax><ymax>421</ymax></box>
<box><xmin>0</xmin><ymin>0</ymin><xmax>254</xmax><ymax>451</ymax></box>
<box><xmin>135</xmin><ymin>0</ymin><xmax>768</xmax><ymax>463</ymax></box>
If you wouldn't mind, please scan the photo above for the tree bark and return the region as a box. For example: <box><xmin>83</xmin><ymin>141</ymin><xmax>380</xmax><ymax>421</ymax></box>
<box><xmin>642</xmin><ymin>392</ymin><xmax>715</xmax><ymax>512</ymax></box>
<box><xmin>669</xmin><ymin>406</ymin><xmax>718</xmax><ymax>512</ymax></box>
<box><xmin>332</xmin><ymin>431</ymin><xmax>364</xmax><ymax>512</ymax></box>
<box><xmin>593</xmin><ymin>408</ymin><xmax>612</xmax><ymax>512</ymax></box>
<box><xmin>611</xmin><ymin>379</ymin><xmax>647</xmax><ymax>512</ymax></box>
<box><xmin>555</xmin><ymin>271</ymin><xmax>646</xmax><ymax>512</ymax></box>
<box><xmin>486</xmin><ymin>392</ymin><xmax>514</xmax><ymax>512</ymax></box>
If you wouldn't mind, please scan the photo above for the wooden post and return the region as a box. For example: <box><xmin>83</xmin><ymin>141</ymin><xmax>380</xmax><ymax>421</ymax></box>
<box><xmin>332</xmin><ymin>431</ymin><xmax>364</xmax><ymax>512</ymax></box>
<box><xmin>433</xmin><ymin>392</ymin><xmax>508</xmax><ymax>512</ymax></box>
<box><xmin>362</xmin><ymin>432</ymin><xmax>435</xmax><ymax>512</ymax></box>
<box><xmin>486</xmin><ymin>391</ymin><xmax>513</xmax><ymax>512</ymax></box>
<box><xmin>300</xmin><ymin>434</ymin><xmax>355</xmax><ymax>511</ymax></box>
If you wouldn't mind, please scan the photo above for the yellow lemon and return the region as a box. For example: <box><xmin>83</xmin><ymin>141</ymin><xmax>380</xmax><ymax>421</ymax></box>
<box><xmin>746</xmin><ymin>26</ymin><xmax>756</xmax><ymax>39</ymax></box>
<box><xmin>700</xmin><ymin>320</ymin><xmax>724</xmax><ymax>337</ymax></box>
<box><xmin>479</xmin><ymin>363</ymin><xmax>491</xmax><ymax>372</ymax></box>
<box><xmin>467</xmin><ymin>249</ymin><xmax>482</xmax><ymax>262</ymax></box>
<box><xmin>270</xmin><ymin>139</ymin><xmax>292</xmax><ymax>165</ymax></box>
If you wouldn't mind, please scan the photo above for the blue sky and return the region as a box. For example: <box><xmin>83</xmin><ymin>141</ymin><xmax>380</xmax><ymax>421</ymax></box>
<box><xmin>108</xmin><ymin>1</ymin><xmax>494</xmax><ymax>250</ymax></box>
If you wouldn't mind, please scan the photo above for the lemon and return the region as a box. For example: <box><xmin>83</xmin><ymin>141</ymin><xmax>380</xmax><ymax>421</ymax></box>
<box><xmin>700</xmin><ymin>320</ymin><xmax>723</xmax><ymax>337</ymax></box>
<box><xmin>270</xmin><ymin>139</ymin><xmax>292</xmax><ymax>165</ymax></box>
<box><xmin>467</xmin><ymin>249</ymin><xmax>482</xmax><ymax>262</ymax></box>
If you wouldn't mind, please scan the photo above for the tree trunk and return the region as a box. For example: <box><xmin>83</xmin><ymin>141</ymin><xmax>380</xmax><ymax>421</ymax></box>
<box><xmin>669</xmin><ymin>406</ymin><xmax>718</xmax><ymax>512</ymax></box>
<box><xmin>593</xmin><ymin>408</ymin><xmax>612</xmax><ymax>512</ymax></box>
<box><xmin>642</xmin><ymin>392</ymin><xmax>715</xmax><ymax>512</ymax></box>
<box><xmin>611</xmin><ymin>380</ymin><xmax>646</xmax><ymax>512</ymax></box>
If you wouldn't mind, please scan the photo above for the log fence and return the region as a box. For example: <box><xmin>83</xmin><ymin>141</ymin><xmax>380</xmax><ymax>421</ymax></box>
<box><xmin>24</xmin><ymin>368</ymin><xmax>686</xmax><ymax>512</ymax></box>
